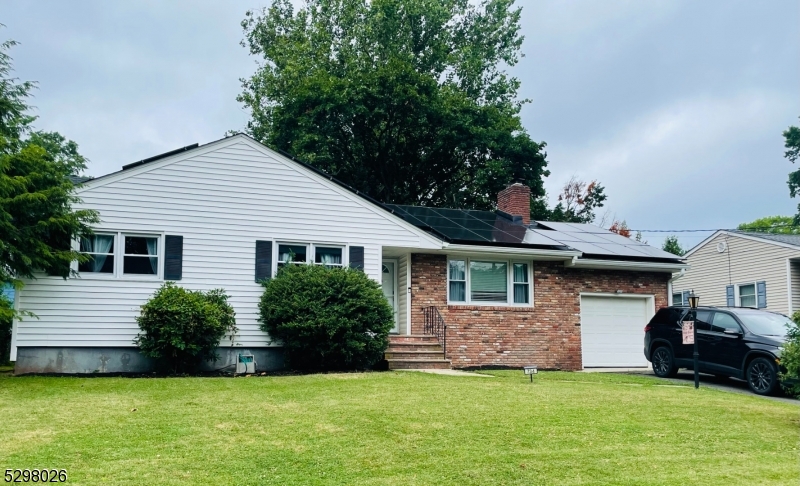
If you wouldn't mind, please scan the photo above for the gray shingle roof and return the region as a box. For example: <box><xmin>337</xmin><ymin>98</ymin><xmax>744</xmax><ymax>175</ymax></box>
<box><xmin>729</xmin><ymin>230</ymin><xmax>800</xmax><ymax>248</ymax></box>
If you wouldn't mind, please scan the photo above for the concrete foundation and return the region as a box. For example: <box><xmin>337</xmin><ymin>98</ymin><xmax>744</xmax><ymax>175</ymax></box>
<box><xmin>13</xmin><ymin>346</ymin><xmax>285</xmax><ymax>374</ymax></box>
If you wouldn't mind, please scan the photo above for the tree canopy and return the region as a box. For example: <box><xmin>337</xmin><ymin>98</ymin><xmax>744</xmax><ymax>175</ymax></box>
<box><xmin>785</xmin><ymin>119</ymin><xmax>800</xmax><ymax>223</ymax></box>
<box><xmin>239</xmin><ymin>0</ymin><xmax>550</xmax><ymax>210</ymax></box>
<box><xmin>737</xmin><ymin>215</ymin><xmax>799</xmax><ymax>235</ymax></box>
<box><xmin>661</xmin><ymin>236</ymin><xmax>685</xmax><ymax>256</ymax></box>
<box><xmin>0</xmin><ymin>36</ymin><xmax>97</xmax><ymax>317</ymax></box>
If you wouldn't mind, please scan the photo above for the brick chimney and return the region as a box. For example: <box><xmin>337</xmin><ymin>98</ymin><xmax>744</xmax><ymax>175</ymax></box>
<box><xmin>497</xmin><ymin>183</ymin><xmax>531</xmax><ymax>225</ymax></box>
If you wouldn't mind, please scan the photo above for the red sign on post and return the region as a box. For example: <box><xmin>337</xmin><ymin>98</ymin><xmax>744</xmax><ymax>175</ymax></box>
<box><xmin>682</xmin><ymin>321</ymin><xmax>695</xmax><ymax>345</ymax></box>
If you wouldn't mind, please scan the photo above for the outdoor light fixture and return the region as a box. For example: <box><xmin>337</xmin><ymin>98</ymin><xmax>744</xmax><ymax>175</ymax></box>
<box><xmin>688</xmin><ymin>289</ymin><xmax>700</xmax><ymax>389</ymax></box>
<box><xmin>524</xmin><ymin>365</ymin><xmax>538</xmax><ymax>383</ymax></box>
<box><xmin>688</xmin><ymin>290</ymin><xmax>700</xmax><ymax>310</ymax></box>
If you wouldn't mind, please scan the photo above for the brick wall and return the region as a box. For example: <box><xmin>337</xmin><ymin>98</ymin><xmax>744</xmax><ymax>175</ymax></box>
<box><xmin>410</xmin><ymin>253</ymin><xmax>669</xmax><ymax>370</ymax></box>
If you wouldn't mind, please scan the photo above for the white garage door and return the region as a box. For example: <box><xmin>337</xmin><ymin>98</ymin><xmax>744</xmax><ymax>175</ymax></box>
<box><xmin>580</xmin><ymin>295</ymin><xmax>651</xmax><ymax>367</ymax></box>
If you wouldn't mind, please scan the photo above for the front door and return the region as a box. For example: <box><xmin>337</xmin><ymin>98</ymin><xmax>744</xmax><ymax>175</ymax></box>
<box><xmin>382</xmin><ymin>261</ymin><xmax>398</xmax><ymax>332</ymax></box>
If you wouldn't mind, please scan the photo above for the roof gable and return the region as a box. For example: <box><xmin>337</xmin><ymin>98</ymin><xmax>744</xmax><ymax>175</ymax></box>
<box><xmin>684</xmin><ymin>230</ymin><xmax>800</xmax><ymax>258</ymax></box>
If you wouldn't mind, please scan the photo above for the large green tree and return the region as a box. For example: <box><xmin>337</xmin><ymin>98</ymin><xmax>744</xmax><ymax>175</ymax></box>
<box><xmin>239</xmin><ymin>0</ymin><xmax>549</xmax><ymax>210</ymax></box>
<box><xmin>785</xmin><ymin>118</ymin><xmax>800</xmax><ymax>223</ymax></box>
<box><xmin>0</xmin><ymin>37</ymin><xmax>98</xmax><ymax>321</ymax></box>
<box><xmin>737</xmin><ymin>215</ymin><xmax>799</xmax><ymax>234</ymax></box>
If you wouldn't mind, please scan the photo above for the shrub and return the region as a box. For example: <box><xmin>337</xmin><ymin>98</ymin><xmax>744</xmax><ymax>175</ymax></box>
<box><xmin>259</xmin><ymin>264</ymin><xmax>393</xmax><ymax>371</ymax></box>
<box><xmin>134</xmin><ymin>282</ymin><xmax>237</xmax><ymax>374</ymax></box>
<box><xmin>779</xmin><ymin>312</ymin><xmax>800</xmax><ymax>397</ymax></box>
<box><xmin>0</xmin><ymin>296</ymin><xmax>12</xmax><ymax>366</ymax></box>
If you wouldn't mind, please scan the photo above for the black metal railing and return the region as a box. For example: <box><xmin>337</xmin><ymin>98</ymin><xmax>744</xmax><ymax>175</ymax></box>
<box><xmin>423</xmin><ymin>306</ymin><xmax>447</xmax><ymax>357</ymax></box>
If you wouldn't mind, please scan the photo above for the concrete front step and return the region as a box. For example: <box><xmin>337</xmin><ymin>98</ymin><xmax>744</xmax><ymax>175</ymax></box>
<box><xmin>386</xmin><ymin>342</ymin><xmax>443</xmax><ymax>352</ymax></box>
<box><xmin>388</xmin><ymin>334</ymin><xmax>439</xmax><ymax>343</ymax></box>
<box><xmin>385</xmin><ymin>350</ymin><xmax>446</xmax><ymax>360</ymax></box>
<box><xmin>386</xmin><ymin>359</ymin><xmax>451</xmax><ymax>370</ymax></box>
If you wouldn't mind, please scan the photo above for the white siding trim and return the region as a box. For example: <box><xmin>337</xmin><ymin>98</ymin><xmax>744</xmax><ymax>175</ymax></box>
<box><xmin>406</xmin><ymin>252</ymin><xmax>412</xmax><ymax>335</ymax></box>
<box><xmin>9</xmin><ymin>289</ymin><xmax>19</xmax><ymax>361</ymax></box>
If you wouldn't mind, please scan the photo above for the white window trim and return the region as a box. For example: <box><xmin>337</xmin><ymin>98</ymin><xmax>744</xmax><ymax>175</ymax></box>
<box><xmin>274</xmin><ymin>241</ymin><xmax>349</xmax><ymax>277</ymax></box>
<box><xmin>447</xmin><ymin>256</ymin><xmax>533</xmax><ymax>307</ymax></box>
<box><xmin>75</xmin><ymin>231</ymin><xmax>163</xmax><ymax>280</ymax></box>
<box><xmin>736</xmin><ymin>282</ymin><xmax>757</xmax><ymax>307</ymax></box>
<box><xmin>672</xmin><ymin>292</ymin><xmax>684</xmax><ymax>306</ymax></box>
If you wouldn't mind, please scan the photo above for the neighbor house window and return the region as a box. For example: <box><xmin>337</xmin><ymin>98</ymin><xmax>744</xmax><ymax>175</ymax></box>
<box><xmin>738</xmin><ymin>284</ymin><xmax>756</xmax><ymax>307</ymax></box>
<box><xmin>447</xmin><ymin>258</ymin><xmax>531</xmax><ymax>305</ymax></box>
<box><xmin>79</xmin><ymin>234</ymin><xmax>115</xmax><ymax>273</ymax></box>
<box><xmin>672</xmin><ymin>292</ymin><xmax>684</xmax><ymax>306</ymax></box>
<box><xmin>278</xmin><ymin>244</ymin><xmax>308</xmax><ymax>267</ymax></box>
<box><xmin>315</xmin><ymin>246</ymin><xmax>343</xmax><ymax>268</ymax></box>
<box><xmin>123</xmin><ymin>235</ymin><xmax>159</xmax><ymax>275</ymax></box>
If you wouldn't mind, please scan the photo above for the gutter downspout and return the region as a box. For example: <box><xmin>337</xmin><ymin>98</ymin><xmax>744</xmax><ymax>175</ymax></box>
<box><xmin>668</xmin><ymin>268</ymin><xmax>687</xmax><ymax>305</ymax></box>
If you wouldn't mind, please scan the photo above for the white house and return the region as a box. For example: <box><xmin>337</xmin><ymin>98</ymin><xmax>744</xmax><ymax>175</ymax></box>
<box><xmin>11</xmin><ymin>134</ymin><xmax>687</xmax><ymax>373</ymax></box>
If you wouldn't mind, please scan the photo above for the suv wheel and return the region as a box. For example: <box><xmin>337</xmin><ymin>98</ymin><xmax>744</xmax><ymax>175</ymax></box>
<box><xmin>746</xmin><ymin>357</ymin><xmax>778</xmax><ymax>396</ymax></box>
<box><xmin>651</xmin><ymin>346</ymin><xmax>677</xmax><ymax>378</ymax></box>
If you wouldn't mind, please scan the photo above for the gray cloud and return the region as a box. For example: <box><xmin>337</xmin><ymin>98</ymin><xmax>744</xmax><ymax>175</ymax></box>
<box><xmin>3</xmin><ymin>0</ymin><xmax>799</xmax><ymax>249</ymax></box>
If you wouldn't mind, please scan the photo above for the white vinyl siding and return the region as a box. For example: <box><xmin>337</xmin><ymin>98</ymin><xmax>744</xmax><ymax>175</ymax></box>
<box><xmin>679</xmin><ymin>233</ymin><xmax>800</xmax><ymax>315</ymax></box>
<box><xmin>12</xmin><ymin>137</ymin><xmax>440</xmax><ymax>358</ymax></box>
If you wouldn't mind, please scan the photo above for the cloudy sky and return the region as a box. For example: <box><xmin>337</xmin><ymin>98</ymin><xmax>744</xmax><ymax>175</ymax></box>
<box><xmin>3</xmin><ymin>0</ymin><xmax>798</xmax><ymax>249</ymax></box>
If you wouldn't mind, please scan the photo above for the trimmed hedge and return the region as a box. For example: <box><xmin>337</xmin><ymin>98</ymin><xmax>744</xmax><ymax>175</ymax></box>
<box><xmin>134</xmin><ymin>282</ymin><xmax>237</xmax><ymax>374</ymax></box>
<box><xmin>259</xmin><ymin>264</ymin><xmax>393</xmax><ymax>371</ymax></box>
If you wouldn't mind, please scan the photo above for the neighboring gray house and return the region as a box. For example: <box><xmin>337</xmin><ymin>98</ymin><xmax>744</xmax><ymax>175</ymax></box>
<box><xmin>673</xmin><ymin>230</ymin><xmax>800</xmax><ymax>316</ymax></box>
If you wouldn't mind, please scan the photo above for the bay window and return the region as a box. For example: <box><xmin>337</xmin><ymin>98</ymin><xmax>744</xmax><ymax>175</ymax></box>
<box><xmin>448</xmin><ymin>257</ymin><xmax>532</xmax><ymax>305</ymax></box>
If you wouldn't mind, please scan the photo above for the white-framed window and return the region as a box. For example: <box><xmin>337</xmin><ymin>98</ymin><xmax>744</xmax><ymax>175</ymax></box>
<box><xmin>77</xmin><ymin>232</ymin><xmax>161</xmax><ymax>278</ymax></box>
<box><xmin>78</xmin><ymin>234</ymin><xmax>116</xmax><ymax>274</ymax></box>
<box><xmin>737</xmin><ymin>283</ymin><xmax>756</xmax><ymax>307</ymax></box>
<box><xmin>278</xmin><ymin>243</ymin><xmax>309</xmax><ymax>267</ymax></box>
<box><xmin>672</xmin><ymin>292</ymin><xmax>684</xmax><ymax>306</ymax></box>
<box><xmin>275</xmin><ymin>242</ymin><xmax>347</xmax><ymax>274</ymax></box>
<box><xmin>314</xmin><ymin>246</ymin><xmax>343</xmax><ymax>268</ymax></box>
<box><xmin>447</xmin><ymin>257</ymin><xmax>532</xmax><ymax>306</ymax></box>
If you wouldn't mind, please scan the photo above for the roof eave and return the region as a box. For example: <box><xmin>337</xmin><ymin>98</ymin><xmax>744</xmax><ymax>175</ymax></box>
<box><xmin>565</xmin><ymin>257</ymin><xmax>690</xmax><ymax>273</ymax></box>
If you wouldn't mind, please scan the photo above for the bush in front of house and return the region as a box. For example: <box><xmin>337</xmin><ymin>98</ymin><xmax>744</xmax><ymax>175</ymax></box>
<box><xmin>134</xmin><ymin>282</ymin><xmax>237</xmax><ymax>374</ymax></box>
<box><xmin>259</xmin><ymin>264</ymin><xmax>393</xmax><ymax>371</ymax></box>
<box><xmin>0</xmin><ymin>296</ymin><xmax>12</xmax><ymax>365</ymax></box>
<box><xmin>779</xmin><ymin>312</ymin><xmax>800</xmax><ymax>397</ymax></box>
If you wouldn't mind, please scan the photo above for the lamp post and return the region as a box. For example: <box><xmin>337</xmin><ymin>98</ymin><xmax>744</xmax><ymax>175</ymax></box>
<box><xmin>688</xmin><ymin>290</ymin><xmax>700</xmax><ymax>389</ymax></box>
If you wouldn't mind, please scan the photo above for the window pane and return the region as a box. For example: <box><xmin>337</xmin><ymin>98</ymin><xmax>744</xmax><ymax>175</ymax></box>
<box><xmin>470</xmin><ymin>261</ymin><xmax>507</xmax><ymax>302</ymax></box>
<box><xmin>711</xmin><ymin>312</ymin><xmax>740</xmax><ymax>333</ymax></box>
<box><xmin>279</xmin><ymin>244</ymin><xmax>307</xmax><ymax>263</ymax></box>
<box><xmin>514</xmin><ymin>283</ymin><xmax>529</xmax><ymax>304</ymax></box>
<box><xmin>80</xmin><ymin>234</ymin><xmax>114</xmax><ymax>254</ymax></box>
<box><xmin>739</xmin><ymin>284</ymin><xmax>756</xmax><ymax>307</ymax></box>
<box><xmin>449</xmin><ymin>260</ymin><xmax>465</xmax><ymax>281</ymax></box>
<box><xmin>315</xmin><ymin>247</ymin><xmax>342</xmax><ymax>265</ymax></box>
<box><xmin>125</xmin><ymin>236</ymin><xmax>158</xmax><ymax>256</ymax></box>
<box><xmin>450</xmin><ymin>281</ymin><xmax>466</xmax><ymax>302</ymax></box>
<box><xmin>672</xmin><ymin>293</ymin><xmax>683</xmax><ymax>305</ymax></box>
<box><xmin>79</xmin><ymin>255</ymin><xmax>114</xmax><ymax>273</ymax></box>
<box><xmin>124</xmin><ymin>256</ymin><xmax>158</xmax><ymax>275</ymax></box>
<box><xmin>513</xmin><ymin>263</ymin><xmax>528</xmax><ymax>283</ymax></box>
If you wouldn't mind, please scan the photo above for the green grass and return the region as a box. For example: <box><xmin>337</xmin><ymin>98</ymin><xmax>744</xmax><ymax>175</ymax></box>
<box><xmin>1</xmin><ymin>371</ymin><xmax>797</xmax><ymax>485</ymax></box>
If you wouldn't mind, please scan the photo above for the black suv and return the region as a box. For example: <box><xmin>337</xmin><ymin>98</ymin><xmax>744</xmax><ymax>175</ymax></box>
<box><xmin>644</xmin><ymin>306</ymin><xmax>788</xmax><ymax>395</ymax></box>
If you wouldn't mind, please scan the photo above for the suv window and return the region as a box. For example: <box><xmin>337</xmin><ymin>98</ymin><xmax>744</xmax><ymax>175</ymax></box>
<box><xmin>653</xmin><ymin>307</ymin><xmax>684</xmax><ymax>327</ymax></box>
<box><xmin>710</xmin><ymin>312</ymin><xmax>741</xmax><ymax>333</ymax></box>
<box><xmin>688</xmin><ymin>310</ymin><xmax>712</xmax><ymax>331</ymax></box>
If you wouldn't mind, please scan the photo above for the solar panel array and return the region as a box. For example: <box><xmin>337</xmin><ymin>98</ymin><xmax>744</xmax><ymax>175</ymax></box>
<box><xmin>385</xmin><ymin>204</ymin><xmax>683</xmax><ymax>261</ymax></box>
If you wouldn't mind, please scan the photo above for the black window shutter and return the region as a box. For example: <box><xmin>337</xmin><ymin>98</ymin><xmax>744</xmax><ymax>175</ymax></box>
<box><xmin>255</xmin><ymin>240</ymin><xmax>273</xmax><ymax>282</ymax></box>
<box><xmin>164</xmin><ymin>235</ymin><xmax>184</xmax><ymax>281</ymax></box>
<box><xmin>349</xmin><ymin>246</ymin><xmax>364</xmax><ymax>271</ymax></box>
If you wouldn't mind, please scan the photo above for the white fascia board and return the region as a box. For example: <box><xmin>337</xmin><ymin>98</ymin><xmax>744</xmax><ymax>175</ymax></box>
<box><xmin>566</xmin><ymin>257</ymin><xmax>690</xmax><ymax>273</ymax></box>
<box><xmin>441</xmin><ymin>244</ymin><xmax>581</xmax><ymax>261</ymax></box>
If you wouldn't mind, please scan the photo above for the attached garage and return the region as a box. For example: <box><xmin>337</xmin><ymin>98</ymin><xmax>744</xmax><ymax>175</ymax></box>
<box><xmin>580</xmin><ymin>294</ymin><xmax>654</xmax><ymax>368</ymax></box>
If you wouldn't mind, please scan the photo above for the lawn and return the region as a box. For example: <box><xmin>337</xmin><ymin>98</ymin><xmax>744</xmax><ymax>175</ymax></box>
<box><xmin>1</xmin><ymin>371</ymin><xmax>797</xmax><ymax>485</ymax></box>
